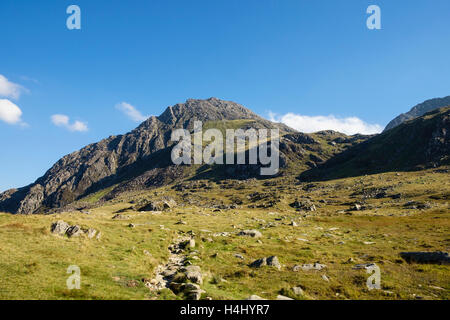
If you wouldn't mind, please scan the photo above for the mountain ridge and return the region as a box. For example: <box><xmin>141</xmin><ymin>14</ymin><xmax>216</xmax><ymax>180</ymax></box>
<box><xmin>301</xmin><ymin>107</ymin><xmax>450</xmax><ymax>181</ymax></box>
<box><xmin>2</xmin><ymin>98</ymin><xmax>448</xmax><ymax>215</ymax></box>
<box><xmin>384</xmin><ymin>95</ymin><xmax>450</xmax><ymax>131</ymax></box>
<box><xmin>0</xmin><ymin>98</ymin><xmax>297</xmax><ymax>214</ymax></box>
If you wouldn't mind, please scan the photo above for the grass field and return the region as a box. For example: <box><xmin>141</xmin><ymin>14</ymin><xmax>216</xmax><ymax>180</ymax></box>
<box><xmin>0</xmin><ymin>168</ymin><xmax>448</xmax><ymax>300</ymax></box>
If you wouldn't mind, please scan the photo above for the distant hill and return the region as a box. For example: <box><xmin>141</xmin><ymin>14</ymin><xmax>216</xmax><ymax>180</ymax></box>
<box><xmin>300</xmin><ymin>107</ymin><xmax>450</xmax><ymax>181</ymax></box>
<box><xmin>384</xmin><ymin>96</ymin><xmax>450</xmax><ymax>131</ymax></box>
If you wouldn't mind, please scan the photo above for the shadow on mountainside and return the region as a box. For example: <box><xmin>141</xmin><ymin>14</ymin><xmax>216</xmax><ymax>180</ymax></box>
<box><xmin>298</xmin><ymin>107</ymin><xmax>450</xmax><ymax>182</ymax></box>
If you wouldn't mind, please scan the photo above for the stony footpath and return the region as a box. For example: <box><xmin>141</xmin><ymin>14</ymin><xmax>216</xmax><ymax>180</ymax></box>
<box><xmin>146</xmin><ymin>233</ymin><xmax>205</xmax><ymax>300</ymax></box>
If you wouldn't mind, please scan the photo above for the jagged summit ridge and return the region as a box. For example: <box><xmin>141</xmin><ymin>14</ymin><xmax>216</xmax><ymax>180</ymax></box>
<box><xmin>158</xmin><ymin>98</ymin><xmax>261</xmax><ymax>125</ymax></box>
<box><xmin>384</xmin><ymin>95</ymin><xmax>450</xmax><ymax>131</ymax></box>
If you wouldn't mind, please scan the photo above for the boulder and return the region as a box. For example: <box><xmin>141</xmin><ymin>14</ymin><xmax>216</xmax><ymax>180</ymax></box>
<box><xmin>66</xmin><ymin>225</ymin><xmax>84</xmax><ymax>238</ymax></box>
<box><xmin>183</xmin><ymin>265</ymin><xmax>203</xmax><ymax>284</ymax></box>
<box><xmin>138</xmin><ymin>198</ymin><xmax>177</xmax><ymax>212</ymax></box>
<box><xmin>292</xmin><ymin>286</ymin><xmax>304</xmax><ymax>296</ymax></box>
<box><xmin>290</xmin><ymin>199</ymin><xmax>316</xmax><ymax>211</ymax></box>
<box><xmin>267</xmin><ymin>256</ymin><xmax>281</xmax><ymax>269</ymax></box>
<box><xmin>50</xmin><ymin>220</ymin><xmax>70</xmax><ymax>235</ymax></box>
<box><xmin>250</xmin><ymin>258</ymin><xmax>267</xmax><ymax>268</ymax></box>
<box><xmin>238</xmin><ymin>229</ymin><xmax>262</xmax><ymax>238</ymax></box>
<box><xmin>234</xmin><ymin>253</ymin><xmax>244</xmax><ymax>260</ymax></box>
<box><xmin>249</xmin><ymin>256</ymin><xmax>281</xmax><ymax>270</ymax></box>
<box><xmin>300</xmin><ymin>262</ymin><xmax>326</xmax><ymax>271</ymax></box>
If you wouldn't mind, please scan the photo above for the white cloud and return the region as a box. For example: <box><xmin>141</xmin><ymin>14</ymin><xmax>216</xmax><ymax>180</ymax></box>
<box><xmin>116</xmin><ymin>102</ymin><xmax>149</xmax><ymax>122</ymax></box>
<box><xmin>269</xmin><ymin>111</ymin><xmax>382</xmax><ymax>135</ymax></box>
<box><xmin>0</xmin><ymin>74</ymin><xmax>26</xmax><ymax>100</ymax></box>
<box><xmin>19</xmin><ymin>75</ymin><xmax>39</xmax><ymax>84</ymax></box>
<box><xmin>51</xmin><ymin>114</ymin><xmax>88</xmax><ymax>132</ymax></box>
<box><xmin>0</xmin><ymin>99</ymin><xmax>26</xmax><ymax>125</ymax></box>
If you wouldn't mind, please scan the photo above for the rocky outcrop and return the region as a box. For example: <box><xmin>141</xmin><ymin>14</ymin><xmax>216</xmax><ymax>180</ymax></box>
<box><xmin>384</xmin><ymin>95</ymin><xmax>450</xmax><ymax>131</ymax></box>
<box><xmin>238</xmin><ymin>229</ymin><xmax>262</xmax><ymax>238</ymax></box>
<box><xmin>400</xmin><ymin>251</ymin><xmax>450</xmax><ymax>265</ymax></box>
<box><xmin>249</xmin><ymin>256</ymin><xmax>281</xmax><ymax>270</ymax></box>
<box><xmin>50</xmin><ymin>220</ymin><xmax>100</xmax><ymax>239</ymax></box>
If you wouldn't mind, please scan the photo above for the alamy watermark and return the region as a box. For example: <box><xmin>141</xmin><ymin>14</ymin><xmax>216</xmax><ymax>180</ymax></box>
<box><xmin>366</xmin><ymin>264</ymin><xmax>381</xmax><ymax>290</ymax></box>
<box><xmin>66</xmin><ymin>5</ymin><xmax>81</xmax><ymax>30</ymax></box>
<box><xmin>66</xmin><ymin>5</ymin><xmax>381</xmax><ymax>31</ymax></box>
<box><xmin>367</xmin><ymin>5</ymin><xmax>381</xmax><ymax>30</ymax></box>
<box><xmin>170</xmin><ymin>121</ymin><xmax>280</xmax><ymax>176</ymax></box>
<box><xmin>66</xmin><ymin>265</ymin><xmax>81</xmax><ymax>290</ymax></box>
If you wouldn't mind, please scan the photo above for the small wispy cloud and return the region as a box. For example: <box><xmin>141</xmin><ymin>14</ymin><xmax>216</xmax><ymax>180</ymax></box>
<box><xmin>0</xmin><ymin>74</ymin><xmax>27</xmax><ymax>100</ymax></box>
<box><xmin>19</xmin><ymin>75</ymin><xmax>39</xmax><ymax>84</ymax></box>
<box><xmin>0</xmin><ymin>99</ymin><xmax>27</xmax><ymax>126</ymax></box>
<box><xmin>115</xmin><ymin>102</ymin><xmax>149</xmax><ymax>122</ymax></box>
<box><xmin>269</xmin><ymin>111</ymin><xmax>382</xmax><ymax>135</ymax></box>
<box><xmin>51</xmin><ymin>114</ymin><xmax>88</xmax><ymax>132</ymax></box>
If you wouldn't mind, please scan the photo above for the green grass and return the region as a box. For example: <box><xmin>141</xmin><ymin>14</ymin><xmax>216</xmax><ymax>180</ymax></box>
<box><xmin>0</xmin><ymin>167</ymin><xmax>449</xmax><ymax>300</ymax></box>
<box><xmin>81</xmin><ymin>185</ymin><xmax>117</xmax><ymax>204</ymax></box>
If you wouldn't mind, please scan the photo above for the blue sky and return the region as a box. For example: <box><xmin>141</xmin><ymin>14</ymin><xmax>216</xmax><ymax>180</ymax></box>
<box><xmin>0</xmin><ymin>0</ymin><xmax>449</xmax><ymax>191</ymax></box>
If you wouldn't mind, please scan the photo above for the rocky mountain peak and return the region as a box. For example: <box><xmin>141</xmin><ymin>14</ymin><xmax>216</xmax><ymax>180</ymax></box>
<box><xmin>157</xmin><ymin>98</ymin><xmax>261</xmax><ymax>127</ymax></box>
<box><xmin>0</xmin><ymin>98</ymin><xmax>289</xmax><ymax>214</ymax></box>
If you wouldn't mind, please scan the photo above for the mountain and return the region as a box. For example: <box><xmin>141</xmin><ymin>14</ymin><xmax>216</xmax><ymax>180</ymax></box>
<box><xmin>300</xmin><ymin>107</ymin><xmax>450</xmax><ymax>181</ymax></box>
<box><xmin>384</xmin><ymin>95</ymin><xmax>450</xmax><ymax>131</ymax></box>
<box><xmin>3</xmin><ymin>97</ymin><xmax>449</xmax><ymax>215</ymax></box>
<box><xmin>1</xmin><ymin>98</ymin><xmax>366</xmax><ymax>214</ymax></box>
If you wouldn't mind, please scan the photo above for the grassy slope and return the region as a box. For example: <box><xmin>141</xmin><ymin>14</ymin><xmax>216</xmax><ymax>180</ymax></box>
<box><xmin>0</xmin><ymin>168</ymin><xmax>448</xmax><ymax>300</ymax></box>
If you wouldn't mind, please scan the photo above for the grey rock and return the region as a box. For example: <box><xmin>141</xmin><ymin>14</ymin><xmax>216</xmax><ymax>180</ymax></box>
<box><xmin>182</xmin><ymin>283</ymin><xmax>201</xmax><ymax>292</ymax></box>
<box><xmin>50</xmin><ymin>220</ymin><xmax>70</xmax><ymax>235</ymax></box>
<box><xmin>353</xmin><ymin>263</ymin><xmax>376</xmax><ymax>270</ymax></box>
<box><xmin>400</xmin><ymin>251</ymin><xmax>450</xmax><ymax>264</ymax></box>
<box><xmin>290</xmin><ymin>199</ymin><xmax>316</xmax><ymax>211</ymax></box>
<box><xmin>292</xmin><ymin>286</ymin><xmax>304</xmax><ymax>296</ymax></box>
<box><xmin>66</xmin><ymin>225</ymin><xmax>83</xmax><ymax>238</ymax></box>
<box><xmin>250</xmin><ymin>256</ymin><xmax>281</xmax><ymax>270</ymax></box>
<box><xmin>267</xmin><ymin>256</ymin><xmax>281</xmax><ymax>269</ymax></box>
<box><xmin>183</xmin><ymin>265</ymin><xmax>203</xmax><ymax>284</ymax></box>
<box><xmin>238</xmin><ymin>229</ymin><xmax>262</xmax><ymax>238</ymax></box>
<box><xmin>300</xmin><ymin>262</ymin><xmax>326</xmax><ymax>271</ymax></box>
<box><xmin>187</xmin><ymin>289</ymin><xmax>204</xmax><ymax>300</ymax></box>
